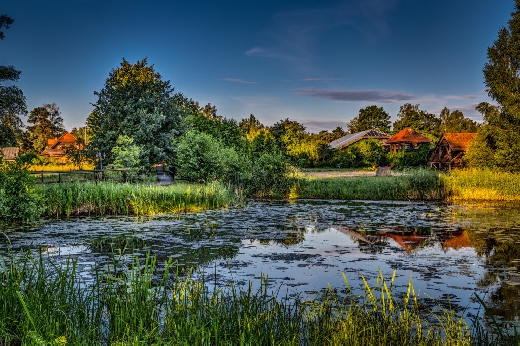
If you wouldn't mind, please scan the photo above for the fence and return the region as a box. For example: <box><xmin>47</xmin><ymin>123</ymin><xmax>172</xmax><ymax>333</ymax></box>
<box><xmin>30</xmin><ymin>168</ymin><xmax>131</xmax><ymax>184</ymax></box>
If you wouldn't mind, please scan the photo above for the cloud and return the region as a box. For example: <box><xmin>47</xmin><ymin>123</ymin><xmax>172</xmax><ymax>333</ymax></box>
<box><xmin>445</xmin><ymin>94</ymin><xmax>477</xmax><ymax>100</ymax></box>
<box><xmin>224</xmin><ymin>78</ymin><xmax>257</xmax><ymax>84</ymax></box>
<box><xmin>295</xmin><ymin>88</ymin><xmax>415</xmax><ymax>102</ymax></box>
<box><xmin>303</xmin><ymin>78</ymin><xmax>342</xmax><ymax>81</ymax></box>
<box><xmin>303</xmin><ymin>120</ymin><xmax>347</xmax><ymax>132</ymax></box>
<box><xmin>244</xmin><ymin>0</ymin><xmax>402</xmax><ymax>64</ymax></box>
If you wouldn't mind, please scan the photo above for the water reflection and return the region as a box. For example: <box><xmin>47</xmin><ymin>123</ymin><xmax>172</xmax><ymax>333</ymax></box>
<box><xmin>1</xmin><ymin>200</ymin><xmax>520</xmax><ymax>326</ymax></box>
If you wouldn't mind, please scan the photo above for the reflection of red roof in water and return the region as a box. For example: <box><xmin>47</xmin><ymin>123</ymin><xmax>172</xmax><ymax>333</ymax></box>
<box><xmin>386</xmin><ymin>233</ymin><xmax>429</xmax><ymax>250</ymax></box>
<box><xmin>443</xmin><ymin>231</ymin><xmax>471</xmax><ymax>249</ymax></box>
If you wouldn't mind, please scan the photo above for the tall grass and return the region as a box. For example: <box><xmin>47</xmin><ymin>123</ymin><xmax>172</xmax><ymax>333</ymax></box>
<box><xmin>1</xmin><ymin>251</ymin><xmax>506</xmax><ymax>345</ymax></box>
<box><xmin>293</xmin><ymin>168</ymin><xmax>444</xmax><ymax>201</ymax></box>
<box><xmin>38</xmin><ymin>181</ymin><xmax>235</xmax><ymax>218</ymax></box>
<box><xmin>443</xmin><ymin>169</ymin><xmax>520</xmax><ymax>203</ymax></box>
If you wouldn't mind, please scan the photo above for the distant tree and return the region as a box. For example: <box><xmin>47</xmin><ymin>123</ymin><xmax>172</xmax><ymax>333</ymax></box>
<box><xmin>393</xmin><ymin>103</ymin><xmax>441</xmax><ymax>141</ymax></box>
<box><xmin>347</xmin><ymin>105</ymin><xmax>391</xmax><ymax>134</ymax></box>
<box><xmin>239</xmin><ymin>114</ymin><xmax>265</xmax><ymax>141</ymax></box>
<box><xmin>87</xmin><ymin>58</ymin><xmax>190</xmax><ymax>167</ymax></box>
<box><xmin>0</xmin><ymin>15</ymin><xmax>26</xmax><ymax>147</ymax></box>
<box><xmin>26</xmin><ymin>103</ymin><xmax>65</xmax><ymax>153</ymax></box>
<box><xmin>185</xmin><ymin>113</ymin><xmax>245</xmax><ymax>151</ymax></box>
<box><xmin>439</xmin><ymin>107</ymin><xmax>479</xmax><ymax>133</ymax></box>
<box><xmin>466</xmin><ymin>1</ymin><xmax>520</xmax><ymax>171</ymax></box>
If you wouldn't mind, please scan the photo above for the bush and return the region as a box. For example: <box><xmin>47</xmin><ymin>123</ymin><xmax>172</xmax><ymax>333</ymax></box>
<box><xmin>0</xmin><ymin>158</ymin><xmax>42</xmax><ymax>222</ymax></box>
<box><xmin>174</xmin><ymin>130</ymin><xmax>245</xmax><ymax>184</ymax></box>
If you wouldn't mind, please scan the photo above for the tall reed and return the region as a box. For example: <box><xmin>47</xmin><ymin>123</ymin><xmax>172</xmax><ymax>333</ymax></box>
<box><xmin>443</xmin><ymin>169</ymin><xmax>520</xmax><ymax>203</ymax></box>
<box><xmin>1</xmin><ymin>251</ymin><xmax>510</xmax><ymax>345</ymax></box>
<box><xmin>38</xmin><ymin>181</ymin><xmax>235</xmax><ymax>218</ymax></box>
<box><xmin>294</xmin><ymin>168</ymin><xmax>444</xmax><ymax>201</ymax></box>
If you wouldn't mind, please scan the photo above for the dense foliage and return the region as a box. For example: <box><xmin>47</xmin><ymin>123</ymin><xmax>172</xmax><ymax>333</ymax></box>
<box><xmin>0</xmin><ymin>15</ymin><xmax>26</xmax><ymax>147</ymax></box>
<box><xmin>466</xmin><ymin>1</ymin><xmax>520</xmax><ymax>172</ymax></box>
<box><xmin>87</xmin><ymin>58</ymin><xmax>192</xmax><ymax>168</ymax></box>
<box><xmin>347</xmin><ymin>105</ymin><xmax>391</xmax><ymax>134</ymax></box>
<box><xmin>0</xmin><ymin>158</ymin><xmax>41</xmax><ymax>222</ymax></box>
<box><xmin>26</xmin><ymin>103</ymin><xmax>65</xmax><ymax>153</ymax></box>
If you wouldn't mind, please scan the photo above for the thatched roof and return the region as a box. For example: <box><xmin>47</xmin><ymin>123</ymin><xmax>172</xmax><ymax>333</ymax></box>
<box><xmin>0</xmin><ymin>147</ymin><xmax>19</xmax><ymax>160</ymax></box>
<box><xmin>386</xmin><ymin>127</ymin><xmax>431</xmax><ymax>145</ymax></box>
<box><xmin>329</xmin><ymin>129</ymin><xmax>389</xmax><ymax>149</ymax></box>
<box><xmin>441</xmin><ymin>133</ymin><xmax>477</xmax><ymax>151</ymax></box>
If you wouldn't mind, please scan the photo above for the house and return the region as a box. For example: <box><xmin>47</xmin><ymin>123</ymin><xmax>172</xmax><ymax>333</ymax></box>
<box><xmin>329</xmin><ymin>129</ymin><xmax>390</xmax><ymax>149</ymax></box>
<box><xmin>427</xmin><ymin>133</ymin><xmax>477</xmax><ymax>170</ymax></box>
<box><xmin>0</xmin><ymin>147</ymin><xmax>20</xmax><ymax>161</ymax></box>
<box><xmin>385</xmin><ymin>127</ymin><xmax>431</xmax><ymax>152</ymax></box>
<box><xmin>41</xmin><ymin>132</ymin><xmax>80</xmax><ymax>158</ymax></box>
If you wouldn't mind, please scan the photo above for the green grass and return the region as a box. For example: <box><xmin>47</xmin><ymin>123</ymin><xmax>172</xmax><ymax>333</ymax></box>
<box><xmin>2</xmin><ymin>251</ymin><xmax>512</xmax><ymax>345</ymax></box>
<box><xmin>293</xmin><ymin>168</ymin><xmax>444</xmax><ymax>201</ymax></box>
<box><xmin>38</xmin><ymin>181</ymin><xmax>235</xmax><ymax>218</ymax></box>
<box><xmin>443</xmin><ymin>169</ymin><xmax>520</xmax><ymax>203</ymax></box>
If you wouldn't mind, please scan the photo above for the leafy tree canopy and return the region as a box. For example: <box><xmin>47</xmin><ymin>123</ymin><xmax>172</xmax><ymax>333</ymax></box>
<box><xmin>467</xmin><ymin>1</ymin><xmax>520</xmax><ymax>171</ymax></box>
<box><xmin>26</xmin><ymin>103</ymin><xmax>65</xmax><ymax>153</ymax></box>
<box><xmin>439</xmin><ymin>107</ymin><xmax>479</xmax><ymax>133</ymax></box>
<box><xmin>347</xmin><ymin>105</ymin><xmax>391</xmax><ymax>134</ymax></box>
<box><xmin>0</xmin><ymin>15</ymin><xmax>26</xmax><ymax>147</ymax></box>
<box><xmin>87</xmin><ymin>58</ymin><xmax>191</xmax><ymax>167</ymax></box>
<box><xmin>392</xmin><ymin>103</ymin><xmax>441</xmax><ymax>141</ymax></box>
<box><xmin>239</xmin><ymin>114</ymin><xmax>265</xmax><ymax>141</ymax></box>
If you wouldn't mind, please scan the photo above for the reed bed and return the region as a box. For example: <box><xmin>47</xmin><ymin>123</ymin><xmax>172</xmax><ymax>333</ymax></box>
<box><xmin>38</xmin><ymin>181</ymin><xmax>234</xmax><ymax>218</ymax></box>
<box><xmin>443</xmin><ymin>169</ymin><xmax>520</xmax><ymax>203</ymax></box>
<box><xmin>293</xmin><ymin>168</ymin><xmax>444</xmax><ymax>201</ymax></box>
<box><xmin>1</xmin><ymin>252</ymin><xmax>506</xmax><ymax>345</ymax></box>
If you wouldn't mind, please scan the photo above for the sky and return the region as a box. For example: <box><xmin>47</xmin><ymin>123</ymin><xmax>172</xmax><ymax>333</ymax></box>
<box><xmin>1</xmin><ymin>0</ymin><xmax>514</xmax><ymax>133</ymax></box>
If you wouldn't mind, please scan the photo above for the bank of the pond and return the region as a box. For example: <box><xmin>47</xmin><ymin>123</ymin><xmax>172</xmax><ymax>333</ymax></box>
<box><xmin>293</xmin><ymin>168</ymin><xmax>520</xmax><ymax>203</ymax></box>
<box><xmin>0</xmin><ymin>252</ymin><xmax>510</xmax><ymax>346</ymax></box>
<box><xmin>293</xmin><ymin>168</ymin><xmax>444</xmax><ymax>201</ymax></box>
<box><xmin>38</xmin><ymin>181</ymin><xmax>235</xmax><ymax>218</ymax></box>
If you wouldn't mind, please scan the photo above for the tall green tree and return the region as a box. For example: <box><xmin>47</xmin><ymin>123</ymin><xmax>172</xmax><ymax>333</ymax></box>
<box><xmin>392</xmin><ymin>103</ymin><xmax>441</xmax><ymax>141</ymax></box>
<box><xmin>346</xmin><ymin>105</ymin><xmax>391</xmax><ymax>134</ymax></box>
<box><xmin>87</xmin><ymin>58</ymin><xmax>190</xmax><ymax>167</ymax></box>
<box><xmin>239</xmin><ymin>114</ymin><xmax>265</xmax><ymax>141</ymax></box>
<box><xmin>26</xmin><ymin>103</ymin><xmax>65</xmax><ymax>153</ymax></box>
<box><xmin>468</xmin><ymin>0</ymin><xmax>520</xmax><ymax>171</ymax></box>
<box><xmin>439</xmin><ymin>107</ymin><xmax>479</xmax><ymax>133</ymax></box>
<box><xmin>0</xmin><ymin>15</ymin><xmax>26</xmax><ymax>147</ymax></box>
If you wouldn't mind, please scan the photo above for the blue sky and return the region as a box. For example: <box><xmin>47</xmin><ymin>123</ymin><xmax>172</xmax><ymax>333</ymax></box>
<box><xmin>1</xmin><ymin>0</ymin><xmax>514</xmax><ymax>132</ymax></box>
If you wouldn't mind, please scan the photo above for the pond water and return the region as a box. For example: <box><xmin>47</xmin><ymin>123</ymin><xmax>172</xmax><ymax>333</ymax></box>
<box><xmin>2</xmin><ymin>200</ymin><xmax>520</xmax><ymax>326</ymax></box>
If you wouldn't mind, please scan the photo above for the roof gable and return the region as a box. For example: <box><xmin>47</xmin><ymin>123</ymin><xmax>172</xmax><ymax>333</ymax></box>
<box><xmin>49</xmin><ymin>132</ymin><xmax>77</xmax><ymax>149</ymax></box>
<box><xmin>386</xmin><ymin>127</ymin><xmax>431</xmax><ymax>144</ymax></box>
<box><xmin>1</xmin><ymin>147</ymin><xmax>20</xmax><ymax>160</ymax></box>
<box><xmin>329</xmin><ymin>129</ymin><xmax>389</xmax><ymax>149</ymax></box>
<box><xmin>442</xmin><ymin>133</ymin><xmax>477</xmax><ymax>151</ymax></box>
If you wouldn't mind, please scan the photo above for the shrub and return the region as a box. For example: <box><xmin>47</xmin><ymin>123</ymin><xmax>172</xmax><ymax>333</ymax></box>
<box><xmin>0</xmin><ymin>158</ymin><xmax>42</xmax><ymax>222</ymax></box>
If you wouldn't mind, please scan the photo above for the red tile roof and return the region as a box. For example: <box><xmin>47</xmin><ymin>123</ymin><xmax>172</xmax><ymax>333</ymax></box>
<box><xmin>386</xmin><ymin>127</ymin><xmax>431</xmax><ymax>145</ymax></box>
<box><xmin>442</xmin><ymin>133</ymin><xmax>477</xmax><ymax>151</ymax></box>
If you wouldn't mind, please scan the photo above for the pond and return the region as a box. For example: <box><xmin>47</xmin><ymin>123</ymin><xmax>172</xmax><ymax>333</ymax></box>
<box><xmin>2</xmin><ymin>200</ymin><xmax>520</xmax><ymax>327</ymax></box>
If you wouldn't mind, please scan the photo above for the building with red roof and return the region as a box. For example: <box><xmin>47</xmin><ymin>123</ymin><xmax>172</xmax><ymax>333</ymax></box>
<box><xmin>385</xmin><ymin>127</ymin><xmax>431</xmax><ymax>152</ymax></box>
<box><xmin>428</xmin><ymin>133</ymin><xmax>477</xmax><ymax>169</ymax></box>
<box><xmin>41</xmin><ymin>132</ymin><xmax>81</xmax><ymax>157</ymax></box>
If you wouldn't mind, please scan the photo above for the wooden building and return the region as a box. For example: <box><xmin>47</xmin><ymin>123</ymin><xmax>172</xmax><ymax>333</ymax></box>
<box><xmin>41</xmin><ymin>132</ymin><xmax>80</xmax><ymax>158</ymax></box>
<box><xmin>385</xmin><ymin>127</ymin><xmax>431</xmax><ymax>152</ymax></box>
<box><xmin>329</xmin><ymin>129</ymin><xmax>389</xmax><ymax>149</ymax></box>
<box><xmin>427</xmin><ymin>133</ymin><xmax>477</xmax><ymax>170</ymax></box>
<box><xmin>0</xmin><ymin>147</ymin><xmax>20</xmax><ymax>161</ymax></box>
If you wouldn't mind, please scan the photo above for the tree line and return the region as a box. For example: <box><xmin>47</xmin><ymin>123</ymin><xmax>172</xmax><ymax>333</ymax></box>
<box><xmin>2</xmin><ymin>0</ymin><xmax>520</xmax><ymax>174</ymax></box>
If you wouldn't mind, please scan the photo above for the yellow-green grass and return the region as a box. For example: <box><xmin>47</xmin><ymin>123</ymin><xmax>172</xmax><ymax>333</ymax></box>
<box><xmin>443</xmin><ymin>169</ymin><xmax>520</xmax><ymax>203</ymax></box>
<box><xmin>292</xmin><ymin>168</ymin><xmax>444</xmax><ymax>201</ymax></box>
<box><xmin>38</xmin><ymin>181</ymin><xmax>235</xmax><ymax>218</ymax></box>
<box><xmin>29</xmin><ymin>162</ymin><xmax>95</xmax><ymax>171</ymax></box>
<box><xmin>2</xmin><ymin>252</ymin><xmax>507</xmax><ymax>345</ymax></box>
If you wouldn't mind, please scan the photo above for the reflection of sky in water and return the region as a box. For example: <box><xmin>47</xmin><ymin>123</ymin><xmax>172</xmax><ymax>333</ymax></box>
<box><xmin>2</xmin><ymin>200</ymin><xmax>520</xmax><ymax>324</ymax></box>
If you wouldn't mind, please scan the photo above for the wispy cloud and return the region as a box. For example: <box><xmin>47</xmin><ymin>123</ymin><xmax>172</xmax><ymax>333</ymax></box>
<box><xmin>245</xmin><ymin>0</ymin><xmax>402</xmax><ymax>64</ymax></box>
<box><xmin>224</xmin><ymin>78</ymin><xmax>257</xmax><ymax>84</ymax></box>
<box><xmin>303</xmin><ymin>78</ymin><xmax>342</xmax><ymax>81</ymax></box>
<box><xmin>304</xmin><ymin>120</ymin><xmax>346</xmax><ymax>132</ymax></box>
<box><xmin>445</xmin><ymin>94</ymin><xmax>477</xmax><ymax>100</ymax></box>
<box><xmin>295</xmin><ymin>88</ymin><xmax>415</xmax><ymax>102</ymax></box>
